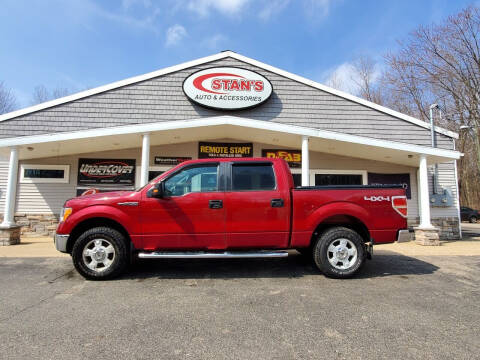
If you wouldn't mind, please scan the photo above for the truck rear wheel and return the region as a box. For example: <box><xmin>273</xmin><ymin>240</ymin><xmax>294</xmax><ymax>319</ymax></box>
<box><xmin>72</xmin><ymin>227</ymin><xmax>128</xmax><ymax>280</ymax></box>
<box><xmin>313</xmin><ymin>227</ymin><xmax>365</xmax><ymax>278</ymax></box>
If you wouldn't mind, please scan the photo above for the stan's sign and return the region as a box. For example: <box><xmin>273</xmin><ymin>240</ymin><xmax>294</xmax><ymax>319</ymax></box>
<box><xmin>183</xmin><ymin>67</ymin><xmax>273</xmax><ymax>110</ymax></box>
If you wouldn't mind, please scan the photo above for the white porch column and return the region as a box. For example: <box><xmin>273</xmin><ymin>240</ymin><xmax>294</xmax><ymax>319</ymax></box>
<box><xmin>418</xmin><ymin>154</ymin><xmax>433</xmax><ymax>228</ymax></box>
<box><xmin>1</xmin><ymin>147</ymin><xmax>19</xmax><ymax>227</ymax></box>
<box><xmin>140</xmin><ymin>133</ymin><xmax>150</xmax><ymax>187</ymax></box>
<box><xmin>301</xmin><ymin>136</ymin><xmax>309</xmax><ymax>186</ymax></box>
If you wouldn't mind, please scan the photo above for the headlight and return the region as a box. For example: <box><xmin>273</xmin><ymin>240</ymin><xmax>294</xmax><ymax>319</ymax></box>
<box><xmin>59</xmin><ymin>207</ymin><xmax>72</xmax><ymax>222</ymax></box>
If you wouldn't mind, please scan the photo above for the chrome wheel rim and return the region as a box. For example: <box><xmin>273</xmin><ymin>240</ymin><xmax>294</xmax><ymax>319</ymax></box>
<box><xmin>327</xmin><ymin>238</ymin><xmax>357</xmax><ymax>270</ymax></box>
<box><xmin>82</xmin><ymin>238</ymin><xmax>115</xmax><ymax>273</ymax></box>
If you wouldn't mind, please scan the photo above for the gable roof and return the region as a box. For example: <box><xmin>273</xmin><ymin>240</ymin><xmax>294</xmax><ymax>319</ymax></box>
<box><xmin>0</xmin><ymin>51</ymin><xmax>458</xmax><ymax>139</ymax></box>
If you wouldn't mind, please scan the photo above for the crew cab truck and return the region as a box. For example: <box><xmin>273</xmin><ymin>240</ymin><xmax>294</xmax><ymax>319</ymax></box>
<box><xmin>55</xmin><ymin>158</ymin><xmax>409</xmax><ymax>280</ymax></box>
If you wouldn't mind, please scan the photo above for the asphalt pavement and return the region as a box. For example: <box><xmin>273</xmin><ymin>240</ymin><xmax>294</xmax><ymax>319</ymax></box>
<box><xmin>1</xmin><ymin>242</ymin><xmax>480</xmax><ymax>360</ymax></box>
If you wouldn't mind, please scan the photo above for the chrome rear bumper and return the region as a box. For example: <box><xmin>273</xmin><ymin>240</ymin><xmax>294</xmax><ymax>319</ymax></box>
<box><xmin>397</xmin><ymin>229</ymin><xmax>411</xmax><ymax>243</ymax></box>
<box><xmin>54</xmin><ymin>234</ymin><xmax>69</xmax><ymax>253</ymax></box>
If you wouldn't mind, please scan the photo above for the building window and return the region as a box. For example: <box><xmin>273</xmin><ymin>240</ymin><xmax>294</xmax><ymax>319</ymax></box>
<box><xmin>149</xmin><ymin>170</ymin><xmax>165</xmax><ymax>181</ymax></box>
<box><xmin>148</xmin><ymin>166</ymin><xmax>173</xmax><ymax>181</ymax></box>
<box><xmin>20</xmin><ymin>164</ymin><xmax>70</xmax><ymax>184</ymax></box>
<box><xmin>311</xmin><ymin>170</ymin><xmax>367</xmax><ymax>186</ymax></box>
<box><xmin>315</xmin><ymin>174</ymin><xmax>362</xmax><ymax>185</ymax></box>
<box><xmin>292</xmin><ymin>173</ymin><xmax>302</xmax><ymax>187</ymax></box>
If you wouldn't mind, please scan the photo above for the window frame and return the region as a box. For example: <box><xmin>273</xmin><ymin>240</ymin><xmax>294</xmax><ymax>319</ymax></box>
<box><xmin>228</xmin><ymin>161</ymin><xmax>277</xmax><ymax>192</ymax></box>
<box><xmin>310</xmin><ymin>169</ymin><xmax>367</xmax><ymax>186</ymax></box>
<box><xmin>20</xmin><ymin>164</ymin><xmax>70</xmax><ymax>184</ymax></box>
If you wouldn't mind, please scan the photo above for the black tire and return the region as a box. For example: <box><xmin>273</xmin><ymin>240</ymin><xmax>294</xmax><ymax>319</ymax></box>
<box><xmin>469</xmin><ymin>216</ymin><xmax>478</xmax><ymax>223</ymax></box>
<box><xmin>312</xmin><ymin>226</ymin><xmax>365</xmax><ymax>279</ymax></box>
<box><xmin>72</xmin><ymin>227</ymin><xmax>128</xmax><ymax>280</ymax></box>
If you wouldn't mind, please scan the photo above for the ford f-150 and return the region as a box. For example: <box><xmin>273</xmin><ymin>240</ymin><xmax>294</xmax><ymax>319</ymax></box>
<box><xmin>55</xmin><ymin>158</ymin><xmax>409</xmax><ymax>280</ymax></box>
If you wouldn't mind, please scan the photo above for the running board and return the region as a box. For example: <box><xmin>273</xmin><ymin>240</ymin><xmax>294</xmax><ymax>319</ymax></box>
<box><xmin>138</xmin><ymin>250</ymin><xmax>289</xmax><ymax>259</ymax></box>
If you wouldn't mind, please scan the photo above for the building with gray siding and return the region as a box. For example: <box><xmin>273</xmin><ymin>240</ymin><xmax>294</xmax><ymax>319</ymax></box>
<box><xmin>0</xmin><ymin>51</ymin><xmax>462</xmax><ymax>244</ymax></box>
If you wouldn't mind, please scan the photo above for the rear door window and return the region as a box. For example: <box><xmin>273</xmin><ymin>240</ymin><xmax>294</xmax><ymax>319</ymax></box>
<box><xmin>231</xmin><ymin>163</ymin><xmax>276</xmax><ymax>191</ymax></box>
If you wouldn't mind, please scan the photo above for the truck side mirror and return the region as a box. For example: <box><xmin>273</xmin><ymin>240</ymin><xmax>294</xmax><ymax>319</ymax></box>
<box><xmin>151</xmin><ymin>182</ymin><xmax>165</xmax><ymax>198</ymax></box>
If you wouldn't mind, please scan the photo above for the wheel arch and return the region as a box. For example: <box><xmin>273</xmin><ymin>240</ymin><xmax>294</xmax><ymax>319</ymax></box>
<box><xmin>67</xmin><ymin>217</ymin><xmax>132</xmax><ymax>254</ymax></box>
<box><xmin>310</xmin><ymin>214</ymin><xmax>371</xmax><ymax>247</ymax></box>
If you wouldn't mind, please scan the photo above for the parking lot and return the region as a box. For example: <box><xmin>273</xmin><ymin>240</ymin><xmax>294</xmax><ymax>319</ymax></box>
<box><xmin>1</xmin><ymin>227</ymin><xmax>480</xmax><ymax>360</ymax></box>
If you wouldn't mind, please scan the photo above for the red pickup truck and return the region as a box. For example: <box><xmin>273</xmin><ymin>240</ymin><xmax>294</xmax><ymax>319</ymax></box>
<box><xmin>55</xmin><ymin>158</ymin><xmax>409</xmax><ymax>280</ymax></box>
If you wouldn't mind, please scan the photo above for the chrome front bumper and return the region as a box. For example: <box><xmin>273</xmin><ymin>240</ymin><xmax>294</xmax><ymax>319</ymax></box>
<box><xmin>397</xmin><ymin>229</ymin><xmax>411</xmax><ymax>243</ymax></box>
<box><xmin>54</xmin><ymin>234</ymin><xmax>69</xmax><ymax>253</ymax></box>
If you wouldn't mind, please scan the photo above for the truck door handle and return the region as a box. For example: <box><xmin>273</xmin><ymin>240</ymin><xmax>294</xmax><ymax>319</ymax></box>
<box><xmin>209</xmin><ymin>200</ymin><xmax>223</xmax><ymax>209</ymax></box>
<box><xmin>271</xmin><ymin>198</ymin><xmax>284</xmax><ymax>207</ymax></box>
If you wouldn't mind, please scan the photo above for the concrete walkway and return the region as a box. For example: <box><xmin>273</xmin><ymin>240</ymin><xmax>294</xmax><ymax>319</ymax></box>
<box><xmin>378</xmin><ymin>223</ymin><xmax>480</xmax><ymax>256</ymax></box>
<box><xmin>1</xmin><ymin>223</ymin><xmax>480</xmax><ymax>258</ymax></box>
<box><xmin>0</xmin><ymin>237</ymin><xmax>69</xmax><ymax>258</ymax></box>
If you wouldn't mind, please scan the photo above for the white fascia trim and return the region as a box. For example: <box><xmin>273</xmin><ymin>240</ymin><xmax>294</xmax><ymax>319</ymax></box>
<box><xmin>0</xmin><ymin>116</ymin><xmax>461</xmax><ymax>160</ymax></box>
<box><xmin>0</xmin><ymin>52</ymin><xmax>230</xmax><ymax>122</ymax></box>
<box><xmin>228</xmin><ymin>52</ymin><xmax>458</xmax><ymax>139</ymax></box>
<box><xmin>0</xmin><ymin>51</ymin><xmax>457</xmax><ymax>139</ymax></box>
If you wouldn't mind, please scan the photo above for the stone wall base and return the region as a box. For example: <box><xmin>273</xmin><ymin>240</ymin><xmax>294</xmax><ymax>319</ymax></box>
<box><xmin>0</xmin><ymin>213</ymin><xmax>463</xmax><ymax>241</ymax></box>
<box><xmin>0</xmin><ymin>226</ymin><xmax>21</xmax><ymax>246</ymax></box>
<box><xmin>0</xmin><ymin>214</ymin><xmax>59</xmax><ymax>237</ymax></box>
<box><xmin>407</xmin><ymin>216</ymin><xmax>460</xmax><ymax>240</ymax></box>
<box><xmin>414</xmin><ymin>227</ymin><xmax>440</xmax><ymax>246</ymax></box>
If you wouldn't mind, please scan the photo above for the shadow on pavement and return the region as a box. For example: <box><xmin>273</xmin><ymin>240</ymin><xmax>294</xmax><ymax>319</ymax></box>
<box><xmin>122</xmin><ymin>250</ymin><xmax>439</xmax><ymax>281</ymax></box>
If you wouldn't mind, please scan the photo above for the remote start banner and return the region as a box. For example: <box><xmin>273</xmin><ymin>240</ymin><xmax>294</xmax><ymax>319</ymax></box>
<box><xmin>199</xmin><ymin>142</ymin><xmax>253</xmax><ymax>158</ymax></box>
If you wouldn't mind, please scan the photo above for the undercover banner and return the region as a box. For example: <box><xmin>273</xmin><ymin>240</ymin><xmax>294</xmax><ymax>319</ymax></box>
<box><xmin>77</xmin><ymin>158</ymin><xmax>136</xmax><ymax>186</ymax></box>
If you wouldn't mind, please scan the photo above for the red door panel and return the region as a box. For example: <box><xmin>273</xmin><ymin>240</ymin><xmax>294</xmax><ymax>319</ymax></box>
<box><xmin>140</xmin><ymin>163</ymin><xmax>225</xmax><ymax>250</ymax></box>
<box><xmin>225</xmin><ymin>162</ymin><xmax>290</xmax><ymax>249</ymax></box>
<box><xmin>140</xmin><ymin>192</ymin><xmax>225</xmax><ymax>250</ymax></box>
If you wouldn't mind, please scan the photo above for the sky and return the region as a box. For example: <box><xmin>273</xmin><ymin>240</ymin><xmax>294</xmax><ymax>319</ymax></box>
<box><xmin>0</xmin><ymin>0</ymin><xmax>476</xmax><ymax>108</ymax></box>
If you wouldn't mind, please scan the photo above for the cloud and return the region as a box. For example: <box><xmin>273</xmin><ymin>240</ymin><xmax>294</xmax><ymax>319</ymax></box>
<box><xmin>121</xmin><ymin>0</ymin><xmax>152</xmax><ymax>10</ymax></box>
<box><xmin>323</xmin><ymin>60</ymin><xmax>381</xmax><ymax>95</ymax></box>
<box><xmin>187</xmin><ymin>0</ymin><xmax>251</xmax><ymax>17</ymax></box>
<box><xmin>258</xmin><ymin>0</ymin><xmax>290</xmax><ymax>21</ymax></box>
<box><xmin>201</xmin><ymin>34</ymin><xmax>228</xmax><ymax>49</ymax></box>
<box><xmin>304</xmin><ymin>0</ymin><xmax>333</xmax><ymax>19</ymax></box>
<box><xmin>60</xmin><ymin>0</ymin><xmax>161</xmax><ymax>34</ymax></box>
<box><xmin>323</xmin><ymin>62</ymin><xmax>359</xmax><ymax>94</ymax></box>
<box><xmin>165</xmin><ymin>24</ymin><xmax>188</xmax><ymax>46</ymax></box>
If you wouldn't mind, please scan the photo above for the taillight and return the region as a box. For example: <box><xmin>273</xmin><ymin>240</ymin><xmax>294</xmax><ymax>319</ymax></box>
<box><xmin>392</xmin><ymin>196</ymin><xmax>408</xmax><ymax>218</ymax></box>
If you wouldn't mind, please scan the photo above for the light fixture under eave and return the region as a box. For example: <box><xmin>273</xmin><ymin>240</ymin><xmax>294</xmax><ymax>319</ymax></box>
<box><xmin>408</xmin><ymin>154</ymin><xmax>414</xmax><ymax>158</ymax></box>
<box><xmin>27</xmin><ymin>146</ymin><xmax>34</xmax><ymax>151</ymax></box>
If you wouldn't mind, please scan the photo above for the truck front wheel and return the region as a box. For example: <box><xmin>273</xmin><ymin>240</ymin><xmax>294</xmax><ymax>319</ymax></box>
<box><xmin>313</xmin><ymin>227</ymin><xmax>365</xmax><ymax>278</ymax></box>
<box><xmin>72</xmin><ymin>227</ymin><xmax>128</xmax><ymax>280</ymax></box>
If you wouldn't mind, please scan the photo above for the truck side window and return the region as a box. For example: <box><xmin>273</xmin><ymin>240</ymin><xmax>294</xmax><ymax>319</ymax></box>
<box><xmin>232</xmin><ymin>164</ymin><xmax>275</xmax><ymax>191</ymax></box>
<box><xmin>164</xmin><ymin>165</ymin><xmax>218</xmax><ymax>196</ymax></box>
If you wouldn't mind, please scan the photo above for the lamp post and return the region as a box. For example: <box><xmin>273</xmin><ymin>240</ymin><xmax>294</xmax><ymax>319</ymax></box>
<box><xmin>429</xmin><ymin>104</ymin><xmax>439</xmax><ymax>194</ymax></box>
